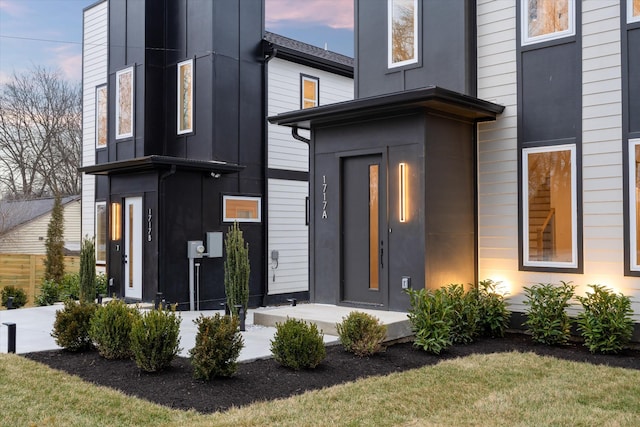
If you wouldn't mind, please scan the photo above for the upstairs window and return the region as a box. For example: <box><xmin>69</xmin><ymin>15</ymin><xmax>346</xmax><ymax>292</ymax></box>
<box><xmin>177</xmin><ymin>59</ymin><xmax>193</xmax><ymax>134</ymax></box>
<box><xmin>522</xmin><ymin>145</ymin><xmax>577</xmax><ymax>269</ymax></box>
<box><xmin>629</xmin><ymin>0</ymin><xmax>640</xmax><ymax>23</ymax></box>
<box><xmin>388</xmin><ymin>0</ymin><xmax>418</xmax><ymax>68</ymax></box>
<box><xmin>95</xmin><ymin>85</ymin><xmax>107</xmax><ymax>149</ymax></box>
<box><xmin>115</xmin><ymin>67</ymin><xmax>134</xmax><ymax>139</ymax></box>
<box><xmin>301</xmin><ymin>75</ymin><xmax>319</xmax><ymax>109</ymax></box>
<box><xmin>521</xmin><ymin>0</ymin><xmax>575</xmax><ymax>46</ymax></box>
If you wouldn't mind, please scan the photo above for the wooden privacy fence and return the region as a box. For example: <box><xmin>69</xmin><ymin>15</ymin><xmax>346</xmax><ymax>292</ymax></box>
<box><xmin>0</xmin><ymin>254</ymin><xmax>80</xmax><ymax>306</ymax></box>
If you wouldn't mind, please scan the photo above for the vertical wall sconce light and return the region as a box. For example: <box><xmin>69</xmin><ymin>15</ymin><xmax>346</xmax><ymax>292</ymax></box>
<box><xmin>399</xmin><ymin>162</ymin><xmax>408</xmax><ymax>222</ymax></box>
<box><xmin>110</xmin><ymin>202</ymin><xmax>121</xmax><ymax>240</ymax></box>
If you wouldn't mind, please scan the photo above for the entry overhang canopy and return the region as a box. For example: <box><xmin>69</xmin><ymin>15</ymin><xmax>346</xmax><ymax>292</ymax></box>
<box><xmin>268</xmin><ymin>86</ymin><xmax>505</xmax><ymax>130</ymax></box>
<box><xmin>79</xmin><ymin>155</ymin><xmax>245</xmax><ymax>176</ymax></box>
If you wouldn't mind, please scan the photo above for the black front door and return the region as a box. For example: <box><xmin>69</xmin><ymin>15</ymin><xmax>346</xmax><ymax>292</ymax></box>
<box><xmin>341</xmin><ymin>154</ymin><xmax>387</xmax><ymax>306</ymax></box>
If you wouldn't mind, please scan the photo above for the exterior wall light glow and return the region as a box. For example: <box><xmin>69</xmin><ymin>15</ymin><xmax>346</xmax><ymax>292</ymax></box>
<box><xmin>399</xmin><ymin>162</ymin><xmax>408</xmax><ymax>222</ymax></box>
<box><xmin>110</xmin><ymin>202</ymin><xmax>121</xmax><ymax>240</ymax></box>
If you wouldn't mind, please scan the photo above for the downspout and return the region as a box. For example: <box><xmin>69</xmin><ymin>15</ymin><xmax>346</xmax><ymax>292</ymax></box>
<box><xmin>291</xmin><ymin>127</ymin><xmax>310</xmax><ymax>145</ymax></box>
<box><xmin>158</xmin><ymin>164</ymin><xmax>177</xmax><ymax>301</ymax></box>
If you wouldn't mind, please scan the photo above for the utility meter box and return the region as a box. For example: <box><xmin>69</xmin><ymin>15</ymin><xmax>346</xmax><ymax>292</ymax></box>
<box><xmin>187</xmin><ymin>241</ymin><xmax>205</xmax><ymax>259</ymax></box>
<box><xmin>206</xmin><ymin>232</ymin><xmax>223</xmax><ymax>258</ymax></box>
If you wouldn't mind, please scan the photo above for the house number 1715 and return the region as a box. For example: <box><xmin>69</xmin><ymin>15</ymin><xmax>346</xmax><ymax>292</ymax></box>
<box><xmin>321</xmin><ymin>175</ymin><xmax>328</xmax><ymax>219</ymax></box>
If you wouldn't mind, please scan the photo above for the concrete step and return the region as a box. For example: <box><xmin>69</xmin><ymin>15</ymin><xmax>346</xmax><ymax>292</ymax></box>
<box><xmin>253</xmin><ymin>303</ymin><xmax>413</xmax><ymax>342</ymax></box>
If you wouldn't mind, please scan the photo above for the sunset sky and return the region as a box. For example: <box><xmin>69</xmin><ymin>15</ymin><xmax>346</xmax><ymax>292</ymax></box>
<box><xmin>0</xmin><ymin>0</ymin><xmax>354</xmax><ymax>84</ymax></box>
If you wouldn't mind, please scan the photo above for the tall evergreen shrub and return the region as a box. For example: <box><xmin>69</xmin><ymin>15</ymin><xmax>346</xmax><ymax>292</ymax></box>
<box><xmin>224</xmin><ymin>222</ymin><xmax>250</xmax><ymax>317</ymax></box>
<box><xmin>79</xmin><ymin>236</ymin><xmax>96</xmax><ymax>303</ymax></box>
<box><xmin>44</xmin><ymin>194</ymin><xmax>65</xmax><ymax>283</ymax></box>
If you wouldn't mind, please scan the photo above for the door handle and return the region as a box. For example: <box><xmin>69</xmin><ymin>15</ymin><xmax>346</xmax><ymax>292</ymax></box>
<box><xmin>380</xmin><ymin>240</ymin><xmax>384</xmax><ymax>269</ymax></box>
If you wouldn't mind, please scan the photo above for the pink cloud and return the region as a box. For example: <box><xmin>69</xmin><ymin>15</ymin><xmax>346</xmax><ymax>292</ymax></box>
<box><xmin>0</xmin><ymin>0</ymin><xmax>29</xmax><ymax>17</ymax></box>
<box><xmin>48</xmin><ymin>45</ymin><xmax>82</xmax><ymax>82</ymax></box>
<box><xmin>266</xmin><ymin>0</ymin><xmax>353</xmax><ymax>30</ymax></box>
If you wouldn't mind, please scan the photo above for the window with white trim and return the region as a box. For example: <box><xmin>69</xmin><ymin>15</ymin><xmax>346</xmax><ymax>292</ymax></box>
<box><xmin>521</xmin><ymin>0</ymin><xmax>575</xmax><ymax>46</ymax></box>
<box><xmin>629</xmin><ymin>140</ymin><xmax>640</xmax><ymax>271</ymax></box>
<box><xmin>629</xmin><ymin>0</ymin><xmax>640</xmax><ymax>23</ymax></box>
<box><xmin>177</xmin><ymin>59</ymin><xmax>193</xmax><ymax>134</ymax></box>
<box><xmin>388</xmin><ymin>0</ymin><xmax>418</xmax><ymax>68</ymax></box>
<box><xmin>115</xmin><ymin>67</ymin><xmax>134</xmax><ymax>139</ymax></box>
<box><xmin>522</xmin><ymin>144</ymin><xmax>577</xmax><ymax>268</ymax></box>
<box><xmin>95</xmin><ymin>201</ymin><xmax>107</xmax><ymax>264</ymax></box>
<box><xmin>223</xmin><ymin>196</ymin><xmax>261</xmax><ymax>223</ymax></box>
<box><xmin>301</xmin><ymin>75</ymin><xmax>318</xmax><ymax>109</ymax></box>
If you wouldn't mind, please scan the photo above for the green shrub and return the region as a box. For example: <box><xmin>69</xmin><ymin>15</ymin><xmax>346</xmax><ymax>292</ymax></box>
<box><xmin>79</xmin><ymin>236</ymin><xmax>96</xmax><ymax>304</ymax></box>
<box><xmin>130</xmin><ymin>305</ymin><xmax>182</xmax><ymax>372</ymax></box>
<box><xmin>96</xmin><ymin>273</ymin><xmax>108</xmax><ymax>296</ymax></box>
<box><xmin>59</xmin><ymin>273</ymin><xmax>80</xmax><ymax>300</ymax></box>
<box><xmin>89</xmin><ymin>299</ymin><xmax>140</xmax><ymax>359</ymax></box>
<box><xmin>523</xmin><ymin>281</ymin><xmax>575</xmax><ymax>345</ymax></box>
<box><xmin>1</xmin><ymin>285</ymin><xmax>27</xmax><ymax>308</ymax></box>
<box><xmin>474</xmin><ymin>279</ymin><xmax>510</xmax><ymax>338</ymax></box>
<box><xmin>441</xmin><ymin>284</ymin><xmax>481</xmax><ymax>344</ymax></box>
<box><xmin>190</xmin><ymin>313</ymin><xmax>244</xmax><ymax>380</ymax></box>
<box><xmin>224</xmin><ymin>222</ymin><xmax>250</xmax><ymax>317</ymax></box>
<box><xmin>51</xmin><ymin>300</ymin><xmax>97</xmax><ymax>351</ymax></box>
<box><xmin>35</xmin><ymin>279</ymin><xmax>60</xmax><ymax>306</ymax></box>
<box><xmin>406</xmin><ymin>288</ymin><xmax>452</xmax><ymax>354</ymax></box>
<box><xmin>576</xmin><ymin>285</ymin><xmax>634</xmax><ymax>354</ymax></box>
<box><xmin>336</xmin><ymin>311</ymin><xmax>387</xmax><ymax>357</ymax></box>
<box><xmin>270</xmin><ymin>318</ymin><xmax>326</xmax><ymax>370</ymax></box>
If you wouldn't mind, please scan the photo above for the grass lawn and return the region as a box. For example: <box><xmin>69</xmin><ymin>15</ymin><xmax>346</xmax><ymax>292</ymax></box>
<box><xmin>2</xmin><ymin>351</ymin><xmax>639</xmax><ymax>426</ymax></box>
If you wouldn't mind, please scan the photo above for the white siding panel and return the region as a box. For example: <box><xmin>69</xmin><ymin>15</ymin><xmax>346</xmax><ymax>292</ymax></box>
<box><xmin>81</xmin><ymin>2</ymin><xmax>108</xmax><ymax>243</ymax></box>
<box><xmin>267</xmin><ymin>179</ymin><xmax>309</xmax><ymax>294</ymax></box>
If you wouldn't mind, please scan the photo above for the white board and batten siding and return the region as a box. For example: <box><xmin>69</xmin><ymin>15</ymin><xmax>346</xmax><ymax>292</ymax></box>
<box><xmin>476</xmin><ymin>1</ymin><xmax>638</xmax><ymax>318</ymax></box>
<box><xmin>81</xmin><ymin>1</ymin><xmax>108</xmax><ymax>244</ymax></box>
<box><xmin>266</xmin><ymin>57</ymin><xmax>353</xmax><ymax>295</ymax></box>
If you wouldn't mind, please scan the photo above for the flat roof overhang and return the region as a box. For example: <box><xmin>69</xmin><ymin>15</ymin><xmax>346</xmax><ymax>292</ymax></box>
<box><xmin>268</xmin><ymin>86</ymin><xmax>505</xmax><ymax>130</ymax></box>
<box><xmin>79</xmin><ymin>155</ymin><xmax>245</xmax><ymax>176</ymax></box>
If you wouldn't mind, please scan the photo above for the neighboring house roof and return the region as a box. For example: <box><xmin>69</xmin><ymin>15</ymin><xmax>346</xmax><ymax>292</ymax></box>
<box><xmin>0</xmin><ymin>195</ymin><xmax>81</xmax><ymax>235</ymax></box>
<box><xmin>263</xmin><ymin>31</ymin><xmax>354</xmax><ymax>78</ymax></box>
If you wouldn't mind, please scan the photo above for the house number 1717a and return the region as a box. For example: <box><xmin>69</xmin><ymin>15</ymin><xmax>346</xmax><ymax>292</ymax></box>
<box><xmin>322</xmin><ymin>175</ymin><xmax>328</xmax><ymax>219</ymax></box>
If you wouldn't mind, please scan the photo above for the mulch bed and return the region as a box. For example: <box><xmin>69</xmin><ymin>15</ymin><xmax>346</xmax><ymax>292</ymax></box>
<box><xmin>24</xmin><ymin>333</ymin><xmax>640</xmax><ymax>414</ymax></box>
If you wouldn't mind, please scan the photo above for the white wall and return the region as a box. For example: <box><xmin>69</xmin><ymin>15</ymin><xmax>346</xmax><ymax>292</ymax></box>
<box><xmin>81</xmin><ymin>1</ymin><xmax>108</xmax><ymax>244</ymax></box>
<box><xmin>266</xmin><ymin>57</ymin><xmax>353</xmax><ymax>295</ymax></box>
<box><xmin>476</xmin><ymin>1</ymin><xmax>637</xmax><ymax>317</ymax></box>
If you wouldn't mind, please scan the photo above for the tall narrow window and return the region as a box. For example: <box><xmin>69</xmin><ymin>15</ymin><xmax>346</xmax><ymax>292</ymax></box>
<box><xmin>369</xmin><ymin>164</ymin><xmax>379</xmax><ymax>290</ymax></box>
<box><xmin>388</xmin><ymin>0</ymin><xmax>418</xmax><ymax>68</ymax></box>
<box><xmin>522</xmin><ymin>145</ymin><xmax>577</xmax><ymax>268</ymax></box>
<box><xmin>629</xmin><ymin>0</ymin><xmax>640</xmax><ymax>23</ymax></box>
<box><xmin>115</xmin><ymin>67</ymin><xmax>134</xmax><ymax>139</ymax></box>
<box><xmin>301</xmin><ymin>75</ymin><xmax>318</xmax><ymax>109</ymax></box>
<box><xmin>629</xmin><ymin>140</ymin><xmax>640</xmax><ymax>270</ymax></box>
<box><xmin>95</xmin><ymin>202</ymin><xmax>107</xmax><ymax>264</ymax></box>
<box><xmin>521</xmin><ymin>0</ymin><xmax>575</xmax><ymax>46</ymax></box>
<box><xmin>95</xmin><ymin>85</ymin><xmax>107</xmax><ymax>149</ymax></box>
<box><xmin>177</xmin><ymin>59</ymin><xmax>193</xmax><ymax>134</ymax></box>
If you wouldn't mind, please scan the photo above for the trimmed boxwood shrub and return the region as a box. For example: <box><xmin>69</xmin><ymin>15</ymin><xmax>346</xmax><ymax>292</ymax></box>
<box><xmin>190</xmin><ymin>313</ymin><xmax>244</xmax><ymax>380</ymax></box>
<box><xmin>130</xmin><ymin>305</ymin><xmax>182</xmax><ymax>372</ymax></box>
<box><xmin>271</xmin><ymin>318</ymin><xmax>326</xmax><ymax>370</ymax></box>
<box><xmin>51</xmin><ymin>300</ymin><xmax>97</xmax><ymax>351</ymax></box>
<box><xmin>1</xmin><ymin>285</ymin><xmax>27</xmax><ymax>308</ymax></box>
<box><xmin>336</xmin><ymin>311</ymin><xmax>387</xmax><ymax>357</ymax></box>
<box><xmin>89</xmin><ymin>299</ymin><xmax>140</xmax><ymax>359</ymax></box>
<box><xmin>577</xmin><ymin>285</ymin><xmax>634</xmax><ymax>354</ymax></box>
<box><xmin>523</xmin><ymin>281</ymin><xmax>575</xmax><ymax>345</ymax></box>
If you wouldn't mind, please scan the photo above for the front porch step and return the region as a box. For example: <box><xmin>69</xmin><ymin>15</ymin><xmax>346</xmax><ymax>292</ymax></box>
<box><xmin>253</xmin><ymin>304</ymin><xmax>413</xmax><ymax>342</ymax></box>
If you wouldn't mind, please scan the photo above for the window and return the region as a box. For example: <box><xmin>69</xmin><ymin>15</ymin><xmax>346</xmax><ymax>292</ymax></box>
<box><xmin>388</xmin><ymin>0</ymin><xmax>418</xmax><ymax>68</ymax></box>
<box><xmin>301</xmin><ymin>75</ymin><xmax>318</xmax><ymax>109</ymax></box>
<box><xmin>223</xmin><ymin>196</ymin><xmax>261</xmax><ymax>223</ymax></box>
<box><xmin>177</xmin><ymin>59</ymin><xmax>193</xmax><ymax>134</ymax></box>
<box><xmin>115</xmin><ymin>67</ymin><xmax>134</xmax><ymax>139</ymax></box>
<box><xmin>95</xmin><ymin>85</ymin><xmax>107</xmax><ymax>149</ymax></box>
<box><xmin>522</xmin><ymin>145</ymin><xmax>577</xmax><ymax>268</ymax></box>
<box><xmin>629</xmin><ymin>140</ymin><xmax>640</xmax><ymax>271</ymax></box>
<box><xmin>629</xmin><ymin>0</ymin><xmax>640</xmax><ymax>23</ymax></box>
<box><xmin>521</xmin><ymin>0</ymin><xmax>575</xmax><ymax>46</ymax></box>
<box><xmin>95</xmin><ymin>202</ymin><xmax>107</xmax><ymax>263</ymax></box>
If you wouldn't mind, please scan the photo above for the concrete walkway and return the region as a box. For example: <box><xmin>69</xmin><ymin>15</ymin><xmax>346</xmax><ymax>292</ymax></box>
<box><xmin>0</xmin><ymin>304</ymin><xmax>411</xmax><ymax>362</ymax></box>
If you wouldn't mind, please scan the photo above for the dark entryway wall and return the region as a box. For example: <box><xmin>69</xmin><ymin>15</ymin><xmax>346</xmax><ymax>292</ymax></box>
<box><xmin>310</xmin><ymin>110</ymin><xmax>477</xmax><ymax>311</ymax></box>
<box><xmin>355</xmin><ymin>0</ymin><xmax>476</xmax><ymax>98</ymax></box>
